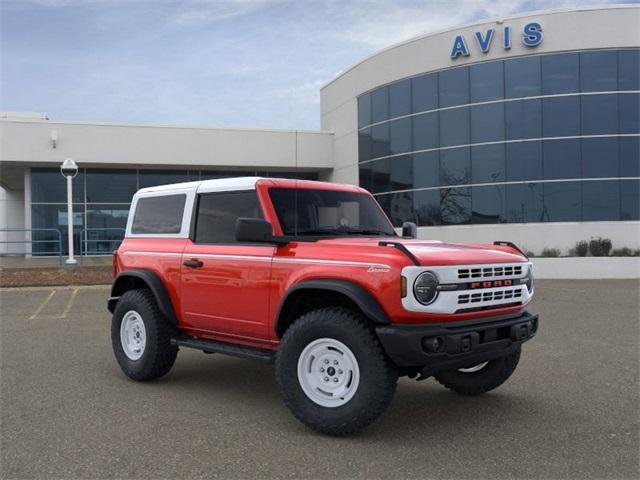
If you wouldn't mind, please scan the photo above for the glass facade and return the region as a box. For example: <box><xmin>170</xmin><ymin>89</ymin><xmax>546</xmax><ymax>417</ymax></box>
<box><xmin>357</xmin><ymin>49</ymin><xmax>640</xmax><ymax>226</ymax></box>
<box><xmin>30</xmin><ymin>168</ymin><xmax>318</xmax><ymax>255</ymax></box>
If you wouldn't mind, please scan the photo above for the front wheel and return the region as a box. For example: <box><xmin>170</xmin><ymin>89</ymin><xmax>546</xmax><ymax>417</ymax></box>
<box><xmin>434</xmin><ymin>347</ymin><xmax>521</xmax><ymax>395</ymax></box>
<box><xmin>276</xmin><ymin>307</ymin><xmax>398</xmax><ymax>435</ymax></box>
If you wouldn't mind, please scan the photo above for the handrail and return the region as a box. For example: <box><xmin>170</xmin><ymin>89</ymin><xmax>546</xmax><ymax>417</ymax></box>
<box><xmin>79</xmin><ymin>228</ymin><xmax>126</xmax><ymax>261</ymax></box>
<box><xmin>0</xmin><ymin>228</ymin><xmax>63</xmax><ymax>264</ymax></box>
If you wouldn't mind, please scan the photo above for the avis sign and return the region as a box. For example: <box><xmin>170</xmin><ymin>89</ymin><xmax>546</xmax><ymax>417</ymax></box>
<box><xmin>450</xmin><ymin>22</ymin><xmax>543</xmax><ymax>59</ymax></box>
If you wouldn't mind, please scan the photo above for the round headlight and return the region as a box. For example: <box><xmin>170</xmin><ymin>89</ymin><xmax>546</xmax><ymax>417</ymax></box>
<box><xmin>413</xmin><ymin>271</ymin><xmax>439</xmax><ymax>305</ymax></box>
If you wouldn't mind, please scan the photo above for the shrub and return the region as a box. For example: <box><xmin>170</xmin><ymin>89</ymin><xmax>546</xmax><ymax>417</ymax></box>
<box><xmin>524</xmin><ymin>250</ymin><xmax>535</xmax><ymax>258</ymax></box>
<box><xmin>541</xmin><ymin>248</ymin><xmax>561</xmax><ymax>257</ymax></box>
<box><xmin>611</xmin><ymin>247</ymin><xmax>640</xmax><ymax>257</ymax></box>
<box><xmin>574</xmin><ymin>241</ymin><xmax>589</xmax><ymax>257</ymax></box>
<box><xmin>589</xmin><ymin>237</ymin><xmax>612</xmax><ymax>257</ymax></box>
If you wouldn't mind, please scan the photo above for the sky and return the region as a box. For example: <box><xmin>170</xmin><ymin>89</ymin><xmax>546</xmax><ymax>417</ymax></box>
<box><xmin>0</xmin><ymin>0</ymin><xmax>633</xmax><ymax>130</ymax></box>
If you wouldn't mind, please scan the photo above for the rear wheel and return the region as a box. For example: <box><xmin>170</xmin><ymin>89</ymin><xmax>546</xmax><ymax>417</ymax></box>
<box><xmin>434</xmin><ymin>348</ymin><xmax>521</xmax><ymax>395</ymax></box>
<box><xmin>111</xmin><ymin>289</ymin><xmax>178</xmax><ymax>381</ymax></box>
<box><xmin>276</xmin><ymin>307</ymin><xmax>397</xmax><ymax>435</ymax></box>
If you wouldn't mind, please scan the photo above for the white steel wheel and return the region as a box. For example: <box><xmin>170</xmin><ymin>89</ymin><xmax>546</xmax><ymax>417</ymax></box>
<box><xmin>458</xmin><ymin>361</ymin><xmax>489</xmax><ymax>373</ymax></box>
<box><xmin>297</xmin><ymin>338</ymin><xmax>360</xmax><ymax>408</ymax></box>
<box><xmin>120</xmin><ymin>310</ymin><xmax>147</xmax><ymax>361</ymax></box>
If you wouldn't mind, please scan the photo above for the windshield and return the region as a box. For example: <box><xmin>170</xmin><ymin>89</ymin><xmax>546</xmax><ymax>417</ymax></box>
<box><xmin>269</xmin><ymin>188</ymin><xmax>396</xmax><ymax>237</ymax></box>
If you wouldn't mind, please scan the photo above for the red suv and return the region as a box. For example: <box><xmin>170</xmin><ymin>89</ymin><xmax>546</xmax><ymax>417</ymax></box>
<box><xmin>109</xmin><ymin>177</ymin><xmax>537</xmax><ymax>434</ymax></box>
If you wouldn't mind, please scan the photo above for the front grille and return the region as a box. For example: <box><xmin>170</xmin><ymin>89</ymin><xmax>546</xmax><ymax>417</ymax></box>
<box><xmin>458</xmin><ymin>287</ymin><xmax>523</xmax><ymax>305</ymax></box>
<box><xmin>458</xmin><ymin>265</ymin><xmax>523</xmax><ymax>280</ymax></box>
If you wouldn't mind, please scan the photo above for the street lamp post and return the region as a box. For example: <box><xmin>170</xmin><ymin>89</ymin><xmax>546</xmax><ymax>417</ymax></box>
<box><xmin>60</xmin><ymin>158</ymin><xmax>78</xmax><ymax>265</ymax></box>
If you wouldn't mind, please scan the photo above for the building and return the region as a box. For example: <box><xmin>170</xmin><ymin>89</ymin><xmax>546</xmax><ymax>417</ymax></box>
<box><xmin>1</xmin><ymin>5</ymin><xmax>639</xmax><ymax>257</ymax></box>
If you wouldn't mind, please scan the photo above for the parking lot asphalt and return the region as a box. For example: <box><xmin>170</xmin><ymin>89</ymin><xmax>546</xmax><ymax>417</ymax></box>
<box><xmin>1</xmin><ymin>280</ymin><xmax>638</xmax><ymax>479</ymax></box>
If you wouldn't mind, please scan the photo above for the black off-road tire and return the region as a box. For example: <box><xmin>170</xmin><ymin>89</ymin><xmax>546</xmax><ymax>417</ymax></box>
<box><xmin>434</xmin><ymin>347</ymin><xmax>521</xmax><ymax>395</ymax></box>
<box><xmin>276</xmin><ymin>307</ymin><xmax>398</xmax><ymax>435</ymax></box>
<box><xmin>111</xmin><ymin>289</ymin><xmax>179</xmax><ymax>382</ymax></box>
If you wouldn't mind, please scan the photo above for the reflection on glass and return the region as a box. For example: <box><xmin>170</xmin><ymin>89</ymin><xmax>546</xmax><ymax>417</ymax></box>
<box><xmin>32</xmin><ymin>168</ymin><xmax>84</xmax><ymax>203</ymax></box>
<box><xmin>472</xmin><ymin>185</ymin><xmax>505</xmax><ymax>224</ymax></box>
<box><xmin>505</xmin><ymin>56</ymin><xmax>541</xmax><ymax>98</ymax></box>
<box><xmin>412</xmin><ymin>74</ymin><xmax>438</xmax><ymax>113</ymax></box>
<box><xmin>439</xmin><ymin>67</ymin><xmax>469</xmax><ymax>107</ymax></box>
<box><xmin>582</xmin><ymin>137</ymin><xmax>619</xmax><ymax>178</ymax></box>
<box><xmin>470</xmin><ymin>61</ymin><xmax>504</xmax><ymax>102</ymax></box>
<box><xmin>371</xmin><ymin>123</ymin><xmax>390</xmax><ymax>159</ymax></box>
<box><xmin>139</xmin><ymin>170</ymin><xmax>189</xmax><ymax>188</ymax></box>
<box><xmin>86</xmin><ymin>169</ymin><xmax>136</xmax><ymax>203</ymax></box>
<box><xmin>440</xmin><ymin>187</ymin><xmax>471</xmax><ymax>225</ymax></box>
<box><xmin>439</xmin><ymin>108</ymin><xmax>469</xmax><ymax>147</ymax></box>
<box><xmin>583</xmin><ymin>180</ymin><xmax>619</xmax><ymax>221</ymax></box>
<box><xmin>414</xmin><ymin>189</ymin><xmax>441</xmax><ymax>226</ymax></box>
<box><xmin>541</xmin><ymin>53</ymin><xmax>579</xmax><ymax>95</ymax></box>
<box><xmin>359</xmin><ymin>128</ymin><xmax>372</xmax><ymax>162</ymax></box>
<box><xmin>506</xmin><ymin>183</ymin><xmax>543</xmax><ymax>223</ymax></box>
<box><xmin>543</xmin><ymin>182</ymin><xmax>581</xmax><ymax>222</ymax></box>
<box><xmin>543</xmin><ymin>139</ymin><xmax>581</xmax><ymax>180</ymax></box>
<box><xmin>371</xmin><ymin>87</ymin><xmax>389</xmax><ymax>123</ymax></box>
<box><xmin>472</xmin><ymin>144</ymin><xmax>505</xmax><ymax>183</ymax></box>
<box><xmin>621</xmin><ymin>180</ymin><xmax>640</xmax><ymax>220</ymax></box>
<box><xmin>581</xmin><ymin>94</ymin><xmax>618</xmax><ymax>135</ymax></box>
<box><xmin>506</xmin><ymin>142</ymin><xmax>543</xmax><ymax>181</ymax></box>
<box><xmin>580</xmin><ymin>50</ymin><xmax>617</xmax><ymax>92</ymax></box>
<box><xmin>505</xmin><ymin>99</ymin><xmax>542</xmax><ymax>140</ymax></box>
<box><xmin>412</xmin><ymin>112</ymin><xmax>439</xmax><ymax>151</ymax></box>
<box><xmin>358</xmin><ymin>94</ymin><xmax>372</xmax><ymax>128</ymax></box>
<box><xmin>543</xmin><ymin>96</ymin><xmax>580</xmax><ymax>137</ymax></box>
<box><xmin>412</xmin><ymin>152</ymin><xmax>440</xmax><ymax>189</ymax></box>
<box><xmin>471</xmin><ymin>103</ymin><xmax>504</xmax><ymax>143</ymax></box>
<box><xmin>389</xmin><ymin>79</ymin><xmax>411</xmax><ymax>118</ymax></box>
<box><xmin>389</xmin><ymin>117</ymin><xmax>412</xmax><ymax>155</ymax></box>
<box><xmin>390</xmin><ymin>155</ymin><xmax>413</xmax><ymax>191</ymax></box>
<box><xmin>440</xmin><ymin>148</ymin><xmax>470</xmax><ymax>186</ymax></box>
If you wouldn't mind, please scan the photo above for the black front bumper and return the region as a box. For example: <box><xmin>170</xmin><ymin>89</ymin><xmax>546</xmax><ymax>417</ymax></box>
<box><xmin>376</xmin><ymin>310</ymin><xmax>538</xmax><ymax>377</ymax></box>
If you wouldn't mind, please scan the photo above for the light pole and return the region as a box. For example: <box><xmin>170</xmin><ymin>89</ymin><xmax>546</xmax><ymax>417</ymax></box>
<box><xmin>60</xmin><ymin>158</ymin><xmax>78</xmax><ymax>265</ymax></box>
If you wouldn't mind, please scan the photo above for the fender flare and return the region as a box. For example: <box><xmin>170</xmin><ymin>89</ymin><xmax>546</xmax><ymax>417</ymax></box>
<box><xmin>108</xmin><ymin>269</ymin><xmax>177</xmax><ymax>324</ymax></box>
<box><xmin>275</xmin><ymin>279</ymin><xmax>390</xmax><ymax>337</ymax></box>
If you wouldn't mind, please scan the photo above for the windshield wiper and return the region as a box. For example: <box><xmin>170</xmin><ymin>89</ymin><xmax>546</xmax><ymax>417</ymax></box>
<box><xmin>295</xmin><ymin>227</ymin><xmax>391</xmax><ymax>236</ymax></box>
<box><xmin>341</xmin><ymin>229</ymin><xmax>390</xmax><ymax>236</ymax></box>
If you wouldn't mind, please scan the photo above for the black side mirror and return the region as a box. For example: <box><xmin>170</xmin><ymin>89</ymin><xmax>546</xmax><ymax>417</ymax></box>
<box><xmin>236</xmin><ymin>218</ymin><xmax>274</xmax><ymax>243</ymax></box>
<box><xmin>402</xmin><ymin>221</ymin><xmax>417</xmax><ymax>239</ymax></box>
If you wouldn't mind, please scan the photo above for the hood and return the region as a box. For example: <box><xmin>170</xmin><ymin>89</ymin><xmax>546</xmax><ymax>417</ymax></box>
<box><xmin>314</xmin><ymin>237</ymin><xmax>527</xmax><ymax>266</ymax></box>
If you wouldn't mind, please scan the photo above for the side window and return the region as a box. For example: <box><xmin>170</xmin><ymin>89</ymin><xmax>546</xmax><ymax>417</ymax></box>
<box><xmin>195</xmin><ymin>191</ymin><xmax>263</xmax><ymax>244</ymax></box>
<box><xmin>131</xmin><ymin>194</ymin><xmax>186</xmax><ymax>234</ymax></box>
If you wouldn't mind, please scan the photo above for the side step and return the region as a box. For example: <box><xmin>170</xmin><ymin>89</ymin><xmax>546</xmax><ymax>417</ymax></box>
<box><xmin>171</xmin><ymin>336</ymin><xmax>275</xmax><ymax>364</ymax></box>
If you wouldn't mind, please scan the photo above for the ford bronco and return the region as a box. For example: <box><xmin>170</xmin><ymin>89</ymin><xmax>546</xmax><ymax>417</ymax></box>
<box><xmin>108</xmin><ymin>177</ymin><xmax>538</xmax><ymax>435</ymax></box>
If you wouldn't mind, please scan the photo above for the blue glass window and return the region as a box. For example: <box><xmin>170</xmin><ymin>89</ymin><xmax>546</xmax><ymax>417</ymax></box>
<box><xmin>86</xmin><ymin>169</ymin><xmax>136</xmax><ymax>203</ymax></box>
<box><xmin>439</xmin><ymin>67</ymin><xmax>469</xmax><ymax>108</ymax></box>
<box><xmin>472</xmin><ymin>185</ymin><xmax>505</xmax><ymax>224</ymax></box>
<box><xmin>505</xmin><ymin>98</ymin><xmax>542</xmax><ymax>140</ymax></box>
<box><xmin>618</xmin><ymin>49</ymin><xmax>640</xmax><ymax>91</ymax></box>
<box><xmin>620</xmin><ymin>180</ymin><xmax>640</xmax><ymax>220</ymax></box>
<box><xmin>543</xmin><ymin>182</ymin><xmax>581</xmax><ymax>222</ymax></box>
<box><xmin>372</xmin><ymin>158</ymin><xmax>391</xmax><ymax>194</ymax></box>
<box><xmin>440</xmin><ymin>187</ymin><xmax>471</xmax><ymax>225</ymax></box>
<box><xmin>541</xmin><ymin>53</ymin><xmax>579</xmax><ymax>95</ymax></box>
<box><xmin>543</xmin><ymin>139</ymin><xmax>581</xmax><ymax>180</ymax></box>
<box><xmin>412</xmin><ymin>112</ymin><xmax>439</xmax><ymax>151</ymax></box>
<box><xmin>581</xmin><ymin>94</ymin><xmax>618</xmax><ymax>135</ymax></box>
<box><xmin>371</xmin><ymin>87</ymin><xmax>389</xmax><ymax>123</ymax></box>
<box><xmin>506</xmin><ymin>183</ymin><xmax>543</xmax><ymax>223</ymax></box>
<box><xmin>543</xmin><ymin>96</ymin><xmax>580</xmax><ymax>137</ymax></box>
<box><xmin>581</xmin><ymin>51</ymin><xmax>617</xmax><ymax>92</ymax></box>
<box><xmin>470</xmin><ymin>61</ymin><xmax>504</xmax><ymax>102</ymax></box>
<box><xmin>139</xmin><ymin>170</ymin><xmax>188</xmax><ymax>188</ymax></box>
<box><xmin>389</xmin><ymin>79</ymin><xmax>411</xmax><ymax>118</ymax></box>
<box><xmin>414</xmin><ymin>189</ymin><xmax>441</xmax><ymax>226</ymax></box>
<box><xmin>371</xmin><ymin>123</ymin><xmax>390</xmax><ymax>159</ymax></box>
<box><xmin>376</xmin><ymin>194</ymin><xmax>391</xmax><ymax>220</ymax></box>
<box><xmin>582</xmin><ymin>137</ymin><xmax>619</xmax><ymax>178</ymax></box>
<box><xmin>389</xmin><ymin>191</ymin><xmax>414</xmax><ymax>226</ymax></box>
<box><xmin>389</xmin><ymin>117</ymin><xmax>412</xmax><ymax>155</ymax></box>
<box><xmin>619</xmin><ymin>93</ymin><xmax>640</xmax><ymax>134</ymax></box>
<box><xmin>390</xmin><ymin>155</ymin><xmax>414</xmax><ymax>191</ymax></box>
<box><xmin>505</xmin><ymin>56</ymin><xmax>541</xmax><ymax>98</ymax></box>
<box><xmin>359</xmin><ymin>163</ymin><xmax>373</xmax><ymax>193</ymax></box>
<box><xmin>412</xmin><ymin>152</ymin><xmax>440</xmax><ymax>189</ymax></box>
<box><xmin>620</xmin><ymin>137</ymin><xmax>640</xmax><ymax>177</ymax></box>
<box><xmin>412</xmin><ymin>74</ymin><xmax>438</xmax><ymax>113</ymax></box>
<box><xmin>506</xmin><ymin>142</ymin><xmax>543</xmax><ymax>181</ymax></box>
<box><xmin>358</xmin><ymin>128</ymin><xmax>372</xmax><ymax>162</ymax></box>
<box><xmin>358</xmin><ymin>94</ymin><xmax>371</xmax><ymax>128</ymax></box>
<box><xmin>439</xmin><ymin>107</ymin><xmax>469</xmax><ymax>147</ymax></box>
<box><xmin>582</xmin><ymin>180</ymin><xmax>619</xmax><ymax>221</ymax></box>
<box><xmin>440</xmin><ymin>148</ymin><xmax>470</xmax><ymax>186</ymax></box>
<box><xmin>471</xmin><ymin>144</ymin><xmax>505</xmax><ymax>183</ymax></box>
<box><xmin>31</xmin><ymin>168</ymin><xmax>85</xmax><ymax>203</ymax></box>
<box><xmin>32</xmin><ymin>204</ymin><xmax>85</xmax><ymax>255</ymax></box>
<box><xmin>471</xmin><ymin>103</ymin><xmax>504</xmax><ymax>143</ymax></box>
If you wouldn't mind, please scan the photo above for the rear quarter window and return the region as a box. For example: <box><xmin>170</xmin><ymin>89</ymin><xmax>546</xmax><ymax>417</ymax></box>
<box><xmin>131</xmin><ymin>194</ymin><xmax>186</xmax><ymax>234</ymax></box>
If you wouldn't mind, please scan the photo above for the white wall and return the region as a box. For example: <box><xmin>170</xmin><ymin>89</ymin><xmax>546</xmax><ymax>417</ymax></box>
<box><xmin>0</xmin><ymin>186</ymin><xmax>25</xmax><ymax>254</ymax></box>
<box><xmin>0</xmin><ymin>121</ymin><xmax>334</xmax><ymax>171</ymax></box>
<box><xmin>416</xmin><ymin>221</ymin><xmax>640</xmax><ymax>255</ymax></box>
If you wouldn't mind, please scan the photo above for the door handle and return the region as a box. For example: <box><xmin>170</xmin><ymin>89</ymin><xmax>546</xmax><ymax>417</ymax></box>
<box><xmin>183</xmin><ymin>260</ymin><xmax>204</xmax><ymax>268</ymax></box>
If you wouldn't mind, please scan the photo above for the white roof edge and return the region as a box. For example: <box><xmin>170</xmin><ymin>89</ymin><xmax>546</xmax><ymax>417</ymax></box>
<box><xmin>0</xmin><ymin>116</ymin><xmax>333</xmax><ymax>135</ymax></box>
<box><xmin>136</xmin><ymin>177</ymin><xmax>263</xmax><ymax>195</ymax></box>
<box><xmin>320</xmin><ymin>4</ymin><xmax>640</xmax><ymax>91</ymax></box>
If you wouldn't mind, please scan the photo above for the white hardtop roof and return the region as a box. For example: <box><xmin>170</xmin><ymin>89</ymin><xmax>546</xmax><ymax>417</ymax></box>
<box><xmin>136</xmin><ymin>176</ymin><xmax>263</xmax><ymax>195</ymax></box>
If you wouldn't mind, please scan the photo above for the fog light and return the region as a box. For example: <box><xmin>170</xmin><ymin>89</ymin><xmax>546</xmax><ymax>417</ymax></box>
<box><xmin>422</xmin><ymin>336</ymin><xmax>444</xmax><ymax>353</ymax></box>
